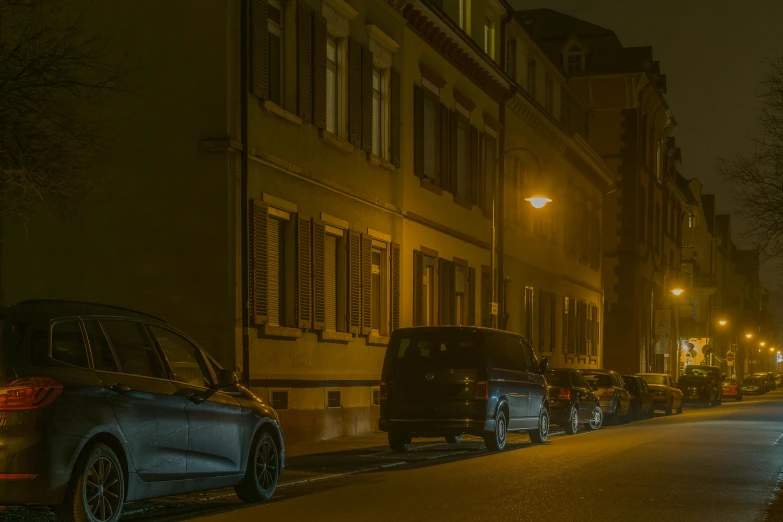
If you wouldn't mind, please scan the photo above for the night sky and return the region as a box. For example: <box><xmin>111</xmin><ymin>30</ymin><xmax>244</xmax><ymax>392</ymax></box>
<box><xmin>511</xmin><ymin>0</ymin><xmax>783</xmax><ymax>289</ymax></box>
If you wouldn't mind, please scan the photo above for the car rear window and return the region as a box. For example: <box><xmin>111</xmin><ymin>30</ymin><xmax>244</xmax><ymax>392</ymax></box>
<box><xmin>685</xmin><ymin>367</ymin><xmax>713</xmax><ymax>377</ymax></box>
<box><xmin>545</xmin><ymin>372</ymin><xmax>570</xmax><ymax>387</ymax></box>
<box><xmin>385</xmin><ymin>329</ymin><xmax>483</xmax><ymax>369</ymax></box>
<box><xmin>641</xmin><ymin>375</ymin><xmax>667</xmax><ymax>385</ymax></box>
<box><xmin>583</xmin><ymin>373</ymin><xmax>612</xmax><ymax>387</ymax></box>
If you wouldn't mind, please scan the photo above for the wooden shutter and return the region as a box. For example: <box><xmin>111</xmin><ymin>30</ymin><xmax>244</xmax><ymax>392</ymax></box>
<box><xmin>469</xmin><ymin>126</ymin><xmax>479</xmax><ymax>205</ymax></box>
<box><xmin>449</xmin><ymin>110</ymin><xmax>458</xmax><ymax>194</ymax></box>
<box><xmin>296</xmin><ymin>213</ymin><xmax>312</xmax><ymax>329</ymax></box>
<box><xmin>468</xmin><ymin>267</ymin><xmax>476</xmax><ymax>326</ymax></box>
<box><xmin>267</xmin><ymin>217</ymin><xmax>280</xmax><ymax>325</ymax></box>
<box><xmin>438</xmin><ymin>259</ymin><xmax>455</xmax><ymax>325</ymax></box>
<box><xmin>347</xmin><ymin>231</ymin><xmax>362</xmax><ymax>334</ymax></box>
<box><xmin>390</xmin><ymin>242</ymin><xmax>401</xmax><ymax>332</ymax></box>
<box><xmin>413</xmin><ymin>250</ymin><xmax>423</xmax><ymax>326</ymax></box>
<box><xmin>390</xmin><ymin>70</ymin><xmax>401</xmax><ymax>168</ymax></box>
<box><xmin>312</xmin><ymin>13</ymin><xmax>327</xmax><ymax>128</ymax></box>
<box><xmin>563</xmin><ymin>297</ymin><xmax>569</xmax><ymax>353</ymax></box>
<box><xmin>250</xmin><ymin>200</ymin><xmax>269</xmax><ymax>324</ymax></box>
<box><xmin>439</xmin><ymin>104</ymin><xmax>450</xmax><ymax>191</ymax></box>
<box><xmin>297</xmin><ymin>0</ymin><xmax>313</xmax><ymax>122</ymax></box>
<box><xmin>348</xmin><ymin>38</ymin><xmax>362</xmax><ymax>147</ymax></box>
<box><xmin>361</xmin><ymin>47</ymin><xmax>373</xmax><ymax>153</ymax></box>
<box><xmin>413</xmin><ymin>85</ymin><xmax>424</xmax><ymax>179</ymax></box>
<box><xmin>324</xmin><ymin>234</ymin><xmax>337</xmax><ymax>331</ymax></box>
<box><xmin>312</xmin><ymin>219</ymin><xmax>326</xmax><ymax>330</ymax></box>
<box><xmin>251</xmin><ymin>0</ymin><xmax>269</xmax><ymax>99</ymax></box>
<box><xmin>361</xmin><ymin>234</ymin><xmax>373</xmax><ymax>334</ymax></box>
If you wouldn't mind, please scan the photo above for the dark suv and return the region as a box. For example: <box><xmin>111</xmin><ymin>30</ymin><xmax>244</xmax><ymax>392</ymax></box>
<box><xmin>379</xmin><ymin>327</ymin><xmax>550</xmax><ymax>452</ymax></box>
<box><xmin>0</xmin><ymin>300</ymin><xmax>284</xmax><ymax>521</ymax></box>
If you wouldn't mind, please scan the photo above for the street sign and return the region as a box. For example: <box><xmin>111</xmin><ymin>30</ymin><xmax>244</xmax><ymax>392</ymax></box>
<box><xmin>726</xmin><ymin>351</ymin><xmax>735</xmax><ymax>363</ymax></box>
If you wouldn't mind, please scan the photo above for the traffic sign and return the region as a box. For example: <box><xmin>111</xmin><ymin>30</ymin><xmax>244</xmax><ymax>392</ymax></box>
<box><xmin>726</xmin><ymin>351</ymin><xmax>735</xmax><ymax>363</ymax></box>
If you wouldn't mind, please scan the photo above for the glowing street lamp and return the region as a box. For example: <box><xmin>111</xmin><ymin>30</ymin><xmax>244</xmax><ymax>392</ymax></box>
<box><xmin>671</xmin><ymin>288</ymin><xmax>684</xmax><ymax>296</ymax></box>
<box><xmin>746</xmin><ymin>333</ymin><xmax>754</xmax><ymax>339</ymax></box>
<box><xmin>718</xmin><ymin>319</ymin><xmax>727</xmax><ymax>326</ymax></box>
<box><xmin>761</xmin><ymin>342</ymin><xmax>766</xmax><ymax>347</ymax></box>
<box><xmin>525</xmin><ymin>196</ymin><xmax>552</xmax><ymax>209</ymax></box>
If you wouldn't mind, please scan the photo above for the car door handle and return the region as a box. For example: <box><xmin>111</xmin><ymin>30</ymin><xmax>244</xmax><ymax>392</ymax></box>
<box><xmin>109</xmin><ymin>383</ymin><xmax>131</xmax><ymax>393</ymax></box>
<box><xmin>187</xmin><ymin>393</ymin><xmax>206</xmax><ymax>404</ymax></box>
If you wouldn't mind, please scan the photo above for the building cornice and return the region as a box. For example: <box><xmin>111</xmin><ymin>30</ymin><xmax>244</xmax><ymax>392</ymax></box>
<box><xmin>323</xmin><ymin>0</ymin><xmax>358</xmax><ymax>21</ymax></box>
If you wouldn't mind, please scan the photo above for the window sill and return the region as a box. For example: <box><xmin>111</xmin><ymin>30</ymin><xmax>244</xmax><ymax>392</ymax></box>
<box><xmin>263</xmin><ymin>100</ymin><xmax>303</xmax><ymax>126</ymax></box>
<box><xmin>259</xmin><ymin>324</ymin><xmax>302</xmax><ymax>340</ymax></box>
<box><xmin>321</xmin><ymin>130</ymin><xmax>354</xmax><ymax>153</ymax></box>
<box><xmin>369</xmin><ymin>154</ymin><xmax>395</xmax><ymax>171</ymax></box>
<box><xmin>453</xmin><ymin>195</ymin><xmax>472</xmax><ymax>210</ymax></box>
<box><xmin>319</xmin><ymin>330</ymin><xmax>353</xmax><ymax>343</ymax></box>
<box><xmin>420</xmin><ymin>177</ymin><xmax>442</xmax><ymax>195</ymax></box>
<box><xmin>367</xmin><ymin>334</ymin><xmax>390</xmax><ymax>346</ymax></box>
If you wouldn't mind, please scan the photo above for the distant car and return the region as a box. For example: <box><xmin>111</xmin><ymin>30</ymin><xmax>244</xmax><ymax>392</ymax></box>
<box><xmin>722</xmin><ymin>378</ymin><xmax>742</xmax><ymax>401</ymax></box>
<box><xmin>581</xmin><ymin>369</ymin><xmax>632</xmax><ymax>424</ymax></box>
<box><xmin>637</xmin><ymin>373</ymin><xmax>683</xmax><ymax>415</ymax></box>
<box><xmin>753</xmin><ymin>372</ymin><xmax>776</xmax><ymax>392</ymax></box>
<box><xmin>622</xmin><ymin>375</ymin><xmax>656</xmax><ymax>420</ymax></box>
<box><xmin>0</xmin><ymin>300</ymin><xmax>285</xmax><ymax>520</ymax></box>
<box><xmin>545</xmin><ymin>368</ymin><xmax>603</xmax><ymax>434</ymax></box>
<box><xmin>742</xmin><ymin>377</ymin><xmax>765</xmax><ymax>395</ymax></box>
<box><xmin>776</xmin><ymin>374</ymin><xmax>783</xmax><ymax>386</ymax></box>
<box><xmin>678</xmin><ymin>365</ymin><xmax>724</xmax><ymax>406</ymax></box>
<box><xmin>379</xmin><ymin>327</ymin><xmax>551</xmax><ymax>453</ymax></box>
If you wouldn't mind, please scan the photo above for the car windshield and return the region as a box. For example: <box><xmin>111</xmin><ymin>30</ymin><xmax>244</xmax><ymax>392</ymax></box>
<box><xmin>545</xmin><ymin>372</ymin><xmax>570</xmax><ymax>387</ymax></box>
<box><xmin>385</xmin><ymin>329</ymin><xmax>482</xmax><ymax>369</ymax></box>
<box><xmin>582</xmin><ymin>373</ymin><xmax>612</xmax><ymax>387</ymax></box>
<box><xmin>745</xmin><ymin>378</ymin><xmax>760</xmax><ymax>384</ymax></box>
<box><xmin>641</xmin><ymin>375</ymin><xmax>667</xmax><ymax>385</ymax></box>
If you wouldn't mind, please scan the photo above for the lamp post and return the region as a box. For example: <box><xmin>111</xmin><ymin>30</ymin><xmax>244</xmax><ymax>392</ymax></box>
<box><xmin>717</xmin><ymin>319</ymin><xmax>729</xmax><ymax>374</ymax></box>
<box><xmin>745</xmin><ymin>333</ymin><xmax>753</xmax><ymax>378</ymax></box>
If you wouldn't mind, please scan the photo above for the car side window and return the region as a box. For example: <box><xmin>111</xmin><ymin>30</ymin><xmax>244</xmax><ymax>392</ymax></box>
<box><xmin>101</xmin><ymin>320</ymin><xmax>165</xmax><ymax>379</ymax></box>
<box><xmin>574</xmin><ymin>372</ymin><xmax>589</xmax><ymax>389</ymax></box>
<box><xmin>83</xmin><ymin>320</ymin><xmax>119</xmax><ymax>373</ymax></box>
<box><xmin>50</xmin><ymin>320</ymin><xmax>89</xmax><ymax>368</ymax></box>
<box><xmin>520</xmin><ymin>341</ymin><xmax>537</xmax><ymax>373</ymax></box>
<box><xmin>148</xmin><ymin>325</ymin><xmax>213</xmax><ymax>388</ymax></box>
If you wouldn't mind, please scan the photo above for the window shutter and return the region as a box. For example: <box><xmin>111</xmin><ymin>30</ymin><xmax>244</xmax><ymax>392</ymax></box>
<box><xmin>449</xmin><ymin>110</ymin><xmax>458</xmax><ymax>194</ymax></box>
<box><xmin>437</xmin><ymin>258</ymin><xmax>450</xmax><ymax>325</ymax></box>
<box><xmin>250</xmin><ymin>200</ymin><xmax>269</xmax><ymax>324</ymax></box>
<box><xmin>438</xmin><ymin>104</ymin><xmax>450</xmax><ymax>191</ymax></box>
<box><xmin>563</xmin><ymin>297</ymin><xmax>569</xmax><ymax>353</ymax></box>
<box><xmin>390</xmin><ymin>70</ymin><xmax>401</xmax><ymax>168</ymax></box>
<box><xmin>468</xmin><ymin>267</ymin><xmax>476</xmax><ymax>326</ymax></box>
<box><xmin>348</xmin><ymin>38</ymin><xmax>362</xmax><ymax>147</ymax></box>
<box><xmin>347</xmin><ymin>231</ymin><xmax>362</xmax><ymax>334</ymax></box>
<box><xmin>469</xmin><ymin>126</ymin><xmax>479</xmax><ymax>205</ymax></box>
<box><xmin>296</xmin><ymin>213</ymin><xmax>312</xmax><ymax>329</ymax></box>
<box><xmin>390</xmin><ymin>242</ymin><xmax>401</xmax><ymax>332</ymax></box>
<box><xmin>361</xmin><ymin>47</ymin><xmax>373</xmax><ymax>153</ymax></box>
<box><xmin>251</xmin><ymin>0</ymin><xmax>269</xmax><ymax>99</ymax></box>
<box><xmin>361</xmin><ymin>233</ymin><xmax>372</xmax><ymax>334</ymax></box>
<box><xmin>312</xmin><ymin>13</ymin><xmax>327</xmax><ymax>128</ymax></box>
<box><xmin>413</xmin><ymin>250</ymin><xmax>423</xmax><ymax>326</ymax></box>
<box><xmin>312</xmin><ymin>219</ymin><xmax>326</xmax><ymax>330</ymax></box>
<box><xmin>413</xmin><ymin>85</ymin><xmax>424</xmax><ymax>179</ymax></box>
<box><xmin>297</xmin><ymin>0</ymin><xmax>313</xmax><ymax>123</ymax></box>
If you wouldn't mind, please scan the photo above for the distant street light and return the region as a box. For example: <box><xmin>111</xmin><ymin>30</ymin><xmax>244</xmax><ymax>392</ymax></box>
<box><xmin>761</xmin><ymin>342</ymin><xmax>767</xmax><ymax>347</ymax></box>
<box><xmin>671</xmin><ymin>288</ymin><xmax>684</xmax><ymax>296</ymax></box>
<box><xmin>525</xmin><ymin>196</ymin><xmax>552</xmax><ymax>209</ymax></box>
<box><xmin>719</xmin><ymin>319</ymin><xmax>727</xmax><ymax>326</ymax></box>
<box><xmin>746</xmin><ymin>333</ymin><xmax>754</xmax><ymax>339</ymax></box>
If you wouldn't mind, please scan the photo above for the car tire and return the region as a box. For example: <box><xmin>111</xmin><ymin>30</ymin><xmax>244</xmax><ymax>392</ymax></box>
<box><xmin>676</xmin><ymin>401</ymin><xmax>683</xmax><ymax>414</ymax></box>
<box><xmin>565</xmin><ymin>405</ymin><xmax>579</xmax><ymax>435</ymax></box>
<box><xmin>235</xmin><ymin>430</ymin><xmax>280</xmax><ymax>503</ymax></box>
<box><xmin>584</xmin><ymin>405</ymin><xmax>603</xmax><ymax>431</ymax></box>
<box><xmin>58</xmin><ymin>442</ymin><xmax>125</xmax><ymax>522</ymax></box>
<box><xmin>737</xmin><ymin>394</ymin><xmax>742</xmax><ymax>401</ymax></box>
<box><xmin>445</xmin><ymin>435</ymin><xmax>463</xmax><ymax>444</ymax></box>
<box><xmin>388</xmin><ymin>431</ymin><xmax>412</xmax><ymax>452</ymax></box>
<box><xmin>530</xmin><ymin>408</ymin><xmax>549</xmax><ymax>443</ymax></box>
<box><xmin>484</xmin><ymin>408</ymin><xmax>508</xmax><ymax>452</ymax></box>
<box><xmin>648</xmin><ymin>404</ymin><xmax>655</xmax><ymax>418</ymax></box>
<box><xmin>664</xmin><ymin>399</ymin><xmax>673</xmax><ymax>416</ymax></box>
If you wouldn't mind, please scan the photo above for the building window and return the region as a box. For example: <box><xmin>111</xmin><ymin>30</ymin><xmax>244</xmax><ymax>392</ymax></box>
<box><xmin>372</xmin><ymin>67</ymin><xmax>382</xmax><ymax>157</ymax></box>
<box><xmin>563</xmin><ymin>297</ymin><xmax>572</xmax><ymax>354</ymax></box>
<box><xmin>327</xmin><ymin>390</ymin><xmax>341</xmax><ymax>408</ymax></box>
<box><xmin>323</xmin><ymin>227</ymin><xmax>347</xmax><ymax>332</ymax></box>
<box><xmin>527</xmin><ymin>60</ymin><xmax>537</xmax><ymax>98</ymax></box>
<box><xmin>566</xmin><ymin>47</ymin><xmax>583</xmax><ymax>74</ymax></box>
<box><xmin>456</xmin><ymin>117</ymin><xmax>469</xmax><ymax>201</ymax></box>
<box><xmin>524</xmin><ymin>286</ymin><xmax>534</xmax><ymax>343</ymax></box>
<box><xmin>271</xmin><ymin>391</ymin><xmax>289</xmax><ymax>410</ymax></box>
<box><xmin>423</xmin><ymin>95</ymin><xmax>437</xmax><ymax>181</ymax></box>
<box><xmin>545</xmin><ymin>74</ymin><xmax>553</xmax><ymax>112</ymax></box>
<box><xmin>505</xmin><ymin>37</ymin><xmax>517</xmax><ymax>81</ymax></box>
<box><xmin>372</xmin><ymin>388</ymin><xmax>381</xmax><ymax>406</ymax></box>
<box><xmin>483</xmin><ymin>16</ymin><xmax>494</xmax><ymax>58</ymax></box>
<box><xmin>371</xmin><ymin>246</ymin><xmax>384</xmax><ymax>333</ymax></box>
<box><xmin>267</xmin><ymin>0</ymin><xmax>284</xmax><ymax>106</ymax></box>
<box><xmin>455</xmin><ymin>263</ymin><xmax>466</xmax><ymax>325</ymax></box>
<box><xmin>326</xmin><ymin>36</ymin><xmax>340</xmax><ymax>135</ymax></box>
<box><xmin>268</xmin><ymin>216</ymin><xmax>287</xmax><ymax>326</ymax></box>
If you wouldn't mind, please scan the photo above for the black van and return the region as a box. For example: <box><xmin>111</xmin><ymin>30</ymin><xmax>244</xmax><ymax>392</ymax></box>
<box><xmin>378</xmin><ymin>326</ymin><xmax>550</xmax><ymax>452</ymax></box>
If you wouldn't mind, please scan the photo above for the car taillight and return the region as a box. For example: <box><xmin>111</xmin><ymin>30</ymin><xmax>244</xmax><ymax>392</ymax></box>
<box><xmin>0</xmin><ymin>377</ymin><xmax>63</xmax><ymax>411</ymax></box>
<box><xmin>475</xmin><ymin>381</ymin><xmax>488</xmax><ymax>400</ymax></box>
<box><xmin>380</xmin><ymin>381</ymin><xmax>388</xmax><ymax>401</ymax></box>
<box><xmin>558</xmin><ymin>388</ymin><xmax>571</xmax><ymax>400</ymax></box>
<box><xmin>602</xmin><ymin>388</ymin><xmax>615</xmax><ymax>397</ymax></box>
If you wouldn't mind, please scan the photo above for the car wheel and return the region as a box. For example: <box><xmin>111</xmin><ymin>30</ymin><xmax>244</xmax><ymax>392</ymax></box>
<box><xmin>565</xmin><ymin>405</ymin><xmax>579</xmax><ymax>435</ymax></box>
<box><xmin>648</xmin><ymin>403</ymin><xmax>655</xmax><ymax>418</ymax></box>
<box><xmin>664</xmin><ymin>399</ymin><xmax>673</xmax><ymax>416</ymax></box>
<box><xmin>737</xmin><ymin>394</ymin><xmax>742</xmax><ymax>401</ymax></box>
<box><xmin>388</xmin><ymin>431</ymin><xmax>412</xmax><ymax>452</ymax></box>
<box><xmin>58</xmin><ymin>442</ymin><xmax>125</xmax><ymax>522</ymax></box>
<box><xmin>584</xmin><ymin>405</ymin><xmax>603</xmax><ymax>431</ymax></box>
<box><xmin>484</xmin><ymin>408</ymin><xmax>507</xmax><ymax>452</ymax></box>
<box><xmin>676</xmin><ymin>400</ymin><xmax>683</xmax><ymax>414</ymax></box>
<box><xmin>530</xmin><ymin>408</ymin><xmax>549</xmax><ymax>443</ymax></box>
<box><xmin>235</xmin><ymin>430</ymin><xmax>280</xmax><ymax>503</ymax></box>
<box><xmin>445</xmin><ymin>435</ymin><xmax>463</xmax><ymax>444</ymax></box>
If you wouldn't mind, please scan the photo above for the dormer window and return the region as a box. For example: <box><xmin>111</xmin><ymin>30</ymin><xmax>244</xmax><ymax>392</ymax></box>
<box><xmin>565</xmin><ymin>45</ymin><xmax>584</xmax><ymax>74</ymax></box>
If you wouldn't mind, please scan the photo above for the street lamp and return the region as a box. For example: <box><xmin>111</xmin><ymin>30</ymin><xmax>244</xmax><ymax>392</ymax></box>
<box><xmin>746</xmin><ymin>333</ymin><xmax>753</xmax><ymax>339</ymax></box>
<box><xmin>525</xmin><ymin>196</ymin><xmax>552</xmax><ymax>209</ymax></box>
<box><xmin>761</xmin><ymin>342</ymin><xmax>767</xmax><ymax>347</ymax></box>
<box><xmin>671</xmin><ymin>288</ymin><xmax>685</xmax><ymax>296</ymax></box>
<box><xmin>719</xmin><ymin>319</ymin><xmax>727</xmax><ymax>326</ymax></box>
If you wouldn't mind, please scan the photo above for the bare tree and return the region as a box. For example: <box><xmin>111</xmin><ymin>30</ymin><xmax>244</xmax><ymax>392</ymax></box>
<box><xmin>718</xmin><ymin>56</ymin><xmax>783</xmax><ymax>258</ymax></box>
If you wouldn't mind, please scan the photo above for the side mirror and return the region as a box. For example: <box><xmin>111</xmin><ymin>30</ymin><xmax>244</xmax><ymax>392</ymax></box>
<box><xmin>538</xmin><ymin>357</ymin><xmax>549</xmax><ymax>375</ymax></box>
<box><xmin>215</xmin><ymin>369</ymin><xmax>238</xmax><ymax>389</ymax></box>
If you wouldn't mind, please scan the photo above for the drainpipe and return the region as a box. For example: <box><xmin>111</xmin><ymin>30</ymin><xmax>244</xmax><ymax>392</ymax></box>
<box><xmin>497</xmin><ymin>8</ymin><xmax>514</xmax><ymax>330</ymax></box>
<box><xmin>240</xmin><ymin>0</ymin><xmax>251</xmax><ymax>386</ymax></box>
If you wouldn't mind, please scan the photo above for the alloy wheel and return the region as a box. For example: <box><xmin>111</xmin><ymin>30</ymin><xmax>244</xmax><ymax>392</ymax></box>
<box><xmin>255</xmin><ymin>437</ymin><xmax>279</xmax><ymax>494</ymax></box>
<box><xmin>497</xmin><ymin>415</ymin><xmax>507</xmax><ymax>447</ymax></box>
<box><xmin>84</xmin><ymin>456</ymin><xmax>121</xmax><ymax>522</ymax></box>
<box><xmin>571</xmin><ymin>409</ymin><xmax>579</xmax><ymax>432</ymax></box>
<box><xmin>590</xmin><ymin>407</ymin><xmax>603</xmax><ymax>430</ymax></box>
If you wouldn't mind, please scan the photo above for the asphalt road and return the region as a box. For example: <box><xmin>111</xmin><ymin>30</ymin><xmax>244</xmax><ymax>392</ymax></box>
<box><xmin>3</xmin><ymin>392</ymin><xmax>783</xmax><ymax>522</ymax></box>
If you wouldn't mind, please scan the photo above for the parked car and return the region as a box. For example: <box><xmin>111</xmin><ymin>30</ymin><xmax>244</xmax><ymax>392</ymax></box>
<box><xmin>678</xmin><ymin>365</ymin><xmax>724</xmax><ymax>406</ymax></box>
<box><xmin>721</xmin><ymin>377</ymin><xmax>743</xmax><ymax>401</ymax></box>
<box><xmin>622</xmin><ymin>375</ymin><xmax>656</xmax><ymax>420</ymax></box>
<box><xmin>637</xmin><ymin>373</ymin><xmax>683</xmax><ymax>415</ymax></box>
<box><xmin>753</xmin><ymin>372</ymin><xmax>776</xmax><ymax>392</ymax></box>
<box><xmin>545</xmin><ymin>368</ymin><xmax>603</xmax><ymax>434</ymax></box>
<box><xmin>0</xmin><ymin>300</ymin><xmax>284</xmax><ymax>521</ymax></box>
<box><xmin>742</xmin><ymin>376</ymin><xmax>765</xmax><ymax>395</ymax></box>
<box><xmin>581</xmin><ymin>369</ymin><xmax>632</xmax><ymax>423</ymax></box>
<box><xmin>379</xmin><ymin>327</ymin><xmax>550</xmax><ymax>453</ymax></box>
<box><xmin>776</xmin><ymin>373</ymin><xmax>783</xmax><ymax>386</ymax></box>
